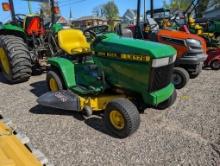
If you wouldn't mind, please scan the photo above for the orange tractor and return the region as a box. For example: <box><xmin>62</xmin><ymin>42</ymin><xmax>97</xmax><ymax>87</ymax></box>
<box><xmin>126</xmin><ymin>0</ymin><xmax>207</xmax><ymax>89</ymax></box>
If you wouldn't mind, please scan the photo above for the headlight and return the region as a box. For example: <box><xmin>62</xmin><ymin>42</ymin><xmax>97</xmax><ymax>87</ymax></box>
<box><xmin>152</xmin><ymin>54</ymin><xmax>176</xmax><ymax>67</ymax></box>
<box><xmin>170</xmin><ymin>54</ymin><xmax>177</xmax><ymax>63</ymax></box>
<box><xmin>186</xmin><ymin>39</ymin><xmax>201</xmax><ymax>47</ymax></box>
<box><xmin>152</xmin><ymin>57</ymin><xmax>169</xmax><ymax>67</ymax></box>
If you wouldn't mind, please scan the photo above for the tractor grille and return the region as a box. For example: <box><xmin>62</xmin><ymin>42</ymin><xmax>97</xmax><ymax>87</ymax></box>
<box><xmin>149</xmin><ymin>63</ymin><xmax>174</xmax><ymax>92</ymax></box>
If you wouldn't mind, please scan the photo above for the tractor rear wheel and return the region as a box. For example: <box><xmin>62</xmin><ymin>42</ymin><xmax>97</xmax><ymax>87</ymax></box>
<box><xmin>172</xmin><ymin>67</ymin><xmax>189</xmax><ymax>89</ymax></box>
<box><xmin>0</xmin><ymin>35</ymin><xmax>32</xmax><ymax>83</ymax></box>
<box><xmin>104</xmin><ymin>98</ymin><xmax>140</xmax><ymax>138</ymax></box>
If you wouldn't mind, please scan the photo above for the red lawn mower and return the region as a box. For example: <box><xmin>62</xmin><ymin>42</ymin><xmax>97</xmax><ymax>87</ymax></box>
<box><xmin>204</xmin><ymin>49</ymin><xmax>220</xmax><ymax>70</ymax></box>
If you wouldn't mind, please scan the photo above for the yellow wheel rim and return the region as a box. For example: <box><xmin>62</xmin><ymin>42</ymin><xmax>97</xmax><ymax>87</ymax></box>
<box><xmin>0</xmin><ymin>48</ymin><xmax>10</xmax><ymax>75</ymax></box>
<box><xmin>49</xmin><ymin>78</ymin><xmax>59</xmax><ymax>92</ymax></box>
<box><xmin>109</xmin><ymin>110</ymin><xmax>125</xmax><ymax>130</ymax></box>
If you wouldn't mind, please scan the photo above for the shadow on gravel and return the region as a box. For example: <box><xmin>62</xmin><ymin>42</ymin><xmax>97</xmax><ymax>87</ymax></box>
<box><xmin>84</xmin><ymin>116</ymin><xmax>119</xmax><ymax>138</ymax></box>
<box><xmin>30</xmin><ymin>81</ymin><xmax>48</xmax><ymax>97</ymax></box>
<box><xmin>30</xmin><ymin>105</ymin><xmax>118</xmax><ymax>138</ymax></box>
<box><xmin>202</xmin><ymin>67</ymin><xmax>213</xmax><ymax>71</ymax></box>
<box><xmin>30</xmin><ymin>105</ymin><xmax>84</xmax><ymax>121</ymax></box>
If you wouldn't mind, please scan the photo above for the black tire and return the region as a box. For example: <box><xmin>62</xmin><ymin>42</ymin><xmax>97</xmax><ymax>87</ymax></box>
<box><xmin>172</xmin><ymin>67</ymin><xmax>190</xmax><ymax>89</ymax></box>
<box><xmin>210</xmin><ymin>60</ymin><xmax>220</xmax><ymax>70</ymax></box>
<box><xmin>157</xmin><ymin>89</ymin><xmax>177</xmax><ymax>110</ymax></box>
<box><xmin>189</xmin><ymin>63</ymin><xmax>203</xmax><ymax>79</ymax></box>
<box><xmin>104</xmin><ymin>98</ymin><xmax>140</xmax><ymax>138</ymax></box>
<box><xmin>0</xmin><ymin>35</ymin><xmax>32</xmax><ymax>83</ymax></box>
<box><xmin>46</xmin><ymin>70</ymin><xmax>64</xmax><ymax>92</ymax></box>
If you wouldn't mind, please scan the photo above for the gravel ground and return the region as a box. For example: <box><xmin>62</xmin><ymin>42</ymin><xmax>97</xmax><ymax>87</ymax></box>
<box><xmin>0</xmin><ymin>69</ymin><xmax>219</xmax><ymax>166</ymax></box>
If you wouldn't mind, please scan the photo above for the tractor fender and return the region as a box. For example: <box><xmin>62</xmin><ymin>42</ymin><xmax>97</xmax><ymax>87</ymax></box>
<box><xmin>48</xmin><ymin>57</ymin><xmax>76</xmax><ymax>88</ymax></box>
<box><xmin>0</xmin><ymin>24</ymin><xmax>26</xmax><ymax>40</ymax></box>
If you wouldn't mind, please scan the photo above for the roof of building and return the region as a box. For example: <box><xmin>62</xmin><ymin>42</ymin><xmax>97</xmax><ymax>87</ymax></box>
<box><xmin>76</xmin><ymin>16</ymin><xmax>107</xmax><ymax>21</ymax></box>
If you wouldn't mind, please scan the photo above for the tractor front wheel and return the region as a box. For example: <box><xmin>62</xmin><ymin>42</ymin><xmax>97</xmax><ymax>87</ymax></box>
<box><xmin>0</xmin><ymin>35</ymin><xmax>32</xmax><ymax>83</ymax></box>
<box><xmin>46</xmin><ymin>70</ymin><xmax>64</xmax><ymax>92</ymax></box>
<box><xmin>104</xmin><ymin>98</ymin><xmax>140</xmax><ymax>138</ymax></box>
<box><xmin>172</xmin><ymin>67</ymin><xmax>190</xmax><ymax>89</ymax></box>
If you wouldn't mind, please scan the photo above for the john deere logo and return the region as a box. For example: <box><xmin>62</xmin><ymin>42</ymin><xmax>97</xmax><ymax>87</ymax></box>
<box><xmin>96</xmin><ymin>52</ymin><xmax>150</xmax><ymax>62</ymax></box>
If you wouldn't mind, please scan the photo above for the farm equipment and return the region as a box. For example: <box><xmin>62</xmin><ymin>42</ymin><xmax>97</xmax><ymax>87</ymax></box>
<box><xmin>0</xmin><ymin>113</ymin><xmax>50</xmax><ymax>166</ymax></box>
<box><xmin>204</xmin><ymin>48</ymin><xmax>220</xmax><ymax>70</ymax></box>
<box><xmin>0</xmin><ymin>0</ymin><xmax>66</xmax><ymax>83</ymax></box>
<box><xmin>127</xmin><ymin>0</ymin><xmax>207</xmax><ymax>89</ymax></box>
<box><xmin>37</xmin><ymin>25</ymin><xmax>177</xmax><ymax>138</ymax></box>
<box><xmin>172</xmin><ymin>0</ymin><xmax>220</xmax><ymax>47</ymax></box>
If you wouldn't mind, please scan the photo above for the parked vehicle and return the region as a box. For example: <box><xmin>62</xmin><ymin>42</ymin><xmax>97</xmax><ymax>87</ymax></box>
<box><xmin>0</xmin><ymin>0</ymin><xmax>72</xmax><ymax>83</ymax></box>
<box><xmin>37</xmin><ymin>26</ymin><xmax>177</xmax><ymax>138</ymax></box>
<box><xmin>204</xmin><ymin>48</ymin><xmax>220</xmax><ymax>70</ymax></box>
<box><xmin>127</xmin><ymin>0</ymin><xmax>207</xmax><ymax>89</ymax></box>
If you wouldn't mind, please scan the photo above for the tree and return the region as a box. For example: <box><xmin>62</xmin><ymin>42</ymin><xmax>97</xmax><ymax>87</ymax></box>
<box><xmin>40</xmin><ymin>2</ymin><xmax>51</xmax><ymax>18</ymax></box>
<box><xmin>102</xmin><ymin>0</ymin><xmax>119</xmax><ymax>20</ymax></box>
<box><xmin>39</xmin><ymin>1</ymin><xmax>60</xmax><ymax>19</ymax></box>
<box><xmin>92</xmin><ymin>5</ymin><xmax>104</xmax><ymax>17</ymax></box>
<box><xmin>163</xmin><ymin>0</ymin><xmax>192</xmax><ymax>11</ymax></box>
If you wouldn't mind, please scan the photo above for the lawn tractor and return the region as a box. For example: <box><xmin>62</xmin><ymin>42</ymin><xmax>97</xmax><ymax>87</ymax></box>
<box><xmin>0</xmin><ymin>0</ymin><xmax>68</xmax><ymax>83</ymax></box>
<box><xmin>204</xmin><ymin>49</ymin><xmax>220</xmax><ymax>70</ymax></box>
<box><xmin>127</xmin><ymin>0</ymin><xmax>207</xmax><ymax>89</ymax></box>
<box><xmin>147</xmin><ymin>6</ymin><xmax>220</xmax><ymax>71</ymax></box>
<box><xmin>168</xmin><ymin>0</ymin><xmax>220</xmax><ymax>47</ymax></box>
<box><xmin>37</xmin><ymin>25</ymin><xmax>177</xmax><ymax>138</ymax></box>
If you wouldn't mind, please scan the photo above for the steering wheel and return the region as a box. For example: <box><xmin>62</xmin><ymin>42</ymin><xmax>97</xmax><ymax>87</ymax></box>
<box><xmin>15</xmin><ymin>14</ymin><xmax>26</xmax><ymax>23</ymax></box>
<box><xmin>83</xmin><ymin>25</ymin><xmax>109</xmax><ymax>42</ymax></box>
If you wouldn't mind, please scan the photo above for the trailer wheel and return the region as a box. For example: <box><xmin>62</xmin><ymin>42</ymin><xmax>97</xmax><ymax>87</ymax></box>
<box><xmin>104</xmin><ymin>98</ymin><xmax>140</xmax><ymax>138</ymax></box>
<box><xmin>47</xmin><ymin>70</ymin><xmax>64</xmax><ymax>92</ymax></box>
<box><xmin>172</xmin><ymin>67</ymin><xmax>189</xmax><ymax>89</ymax></box>
<box><xmin>157</xmin><ymin>90</ymin><xmax>177</xmax><ymax>110</ymax></box>
<box><xmin>210</xmin><ymin>60</ymin><xmax>220</xmax><ymax>70</ymax></box>
<box><xmin>0</xmin><ymin>35</ymin><xmax>32</xmax><ymax>83</ymax></box>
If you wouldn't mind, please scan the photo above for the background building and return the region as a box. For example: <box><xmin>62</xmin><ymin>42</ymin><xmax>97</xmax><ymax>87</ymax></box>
<box><xmin>72</xmin><ymin>16</ymin><xmax>107</xmax><ymax>29</ymax></box>
<box><xmin>122</xmin><ymin>9</ymin><xmax>137</xmax><ymax>24</ymax></box>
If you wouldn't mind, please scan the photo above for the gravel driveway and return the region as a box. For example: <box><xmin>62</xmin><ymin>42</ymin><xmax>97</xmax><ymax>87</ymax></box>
<box><xmin>0</xmin><ymin>69</ymin><xmax>219</xmax><ymax>166</ymax></box>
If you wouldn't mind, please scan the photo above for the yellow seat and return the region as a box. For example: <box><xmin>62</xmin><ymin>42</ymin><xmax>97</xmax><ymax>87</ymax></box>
<box><xmin>58</xmin><ymin>29</ymin><xmax>90</xmax><ymax>55</ymax></box>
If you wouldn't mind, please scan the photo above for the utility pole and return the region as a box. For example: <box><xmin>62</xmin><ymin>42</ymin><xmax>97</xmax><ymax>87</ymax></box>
<box><xmin>69</xmin><ymin>8</ymin><xmax>72</xmax><ymax>20</ymax></box>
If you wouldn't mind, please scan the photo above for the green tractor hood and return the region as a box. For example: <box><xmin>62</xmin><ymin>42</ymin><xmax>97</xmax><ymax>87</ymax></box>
<box><xmin>92</xmin><ymin>33</ymin><xmax>176</xmax><ymax>59</ymax></box>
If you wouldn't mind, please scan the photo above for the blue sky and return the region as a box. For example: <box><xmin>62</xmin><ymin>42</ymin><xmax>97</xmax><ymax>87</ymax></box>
<box><xmin>0</xmin><ymin>0</ymin><xmax>167</xmax><ymax>22</ymax></box>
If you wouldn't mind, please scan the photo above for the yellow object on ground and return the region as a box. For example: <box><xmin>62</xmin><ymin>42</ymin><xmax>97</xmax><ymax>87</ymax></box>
<box><xmin>0</xmin><ymin>117</ymin><xmax>45</xmax><ymax>166</ymax></box>
<box><xmin>58</xmin><ymin>29</ymin><xmax>90</xmax><ymax>55</ymax></box>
